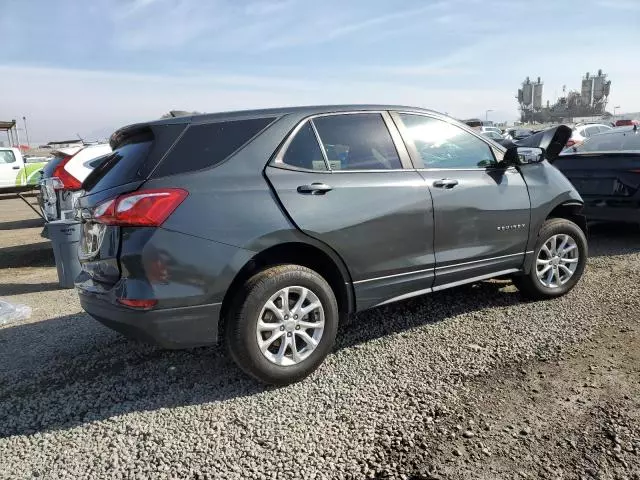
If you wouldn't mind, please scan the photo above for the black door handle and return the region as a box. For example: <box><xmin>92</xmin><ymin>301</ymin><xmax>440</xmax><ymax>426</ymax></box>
<box><xmin>297</xmin><ymin>183</ymin><xmax>333</xmax><ymax>195</ymax></box>
<box><xmin>12</xmin><ymin>166</ymin><xmax>20</xmax><ymax>170</ymax></box>
<box><xmin>433</xmin><ymin>178</ymin><xmax>459</xmax><ymax>189</ymax></box>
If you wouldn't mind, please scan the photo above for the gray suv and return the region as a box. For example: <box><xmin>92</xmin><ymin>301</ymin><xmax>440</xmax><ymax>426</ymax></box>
<box><xmin>76</xmin><ymin>105</ymin><xmax>587</xmax><ymax>385</ymax></box>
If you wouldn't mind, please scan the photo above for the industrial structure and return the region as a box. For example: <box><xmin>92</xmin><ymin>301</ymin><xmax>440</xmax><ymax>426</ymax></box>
<box><xmin>517</xmin><ymin>70</ymin><xmax>612</xmax><ymax>123</ymax></box>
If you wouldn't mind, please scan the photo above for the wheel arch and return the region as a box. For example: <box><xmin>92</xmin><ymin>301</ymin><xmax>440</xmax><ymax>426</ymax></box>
<box><xmin>219</xmin><ymin>241</ymin><xmax>355</xmax><ymax>336</ymax></box>
<box><xmin>523</xmin><ymin>200</ymin><xmax>587</xmax><ymax>274</ymax></box>
<box><xmin>546</xmin><ymin>201</ymin><xmax>587</xmax><ymax>235</ymax></box>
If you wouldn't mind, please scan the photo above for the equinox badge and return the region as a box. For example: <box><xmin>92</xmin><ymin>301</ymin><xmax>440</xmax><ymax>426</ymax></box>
<box><xmin>497</xmin><ymin>224</ymin><xmax>527</xmax><ymax>231</ymax></box>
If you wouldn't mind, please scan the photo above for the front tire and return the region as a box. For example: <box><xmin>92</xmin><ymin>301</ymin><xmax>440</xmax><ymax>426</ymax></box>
<box><xmin>225</xmin><ymin>265</ymin><xmax>339</xmax><ymax>385</ymax></box>
<box><xmin>513</xmin><ymin>218</ymin><xmax>587</xmax><ymax>300</ymax></box>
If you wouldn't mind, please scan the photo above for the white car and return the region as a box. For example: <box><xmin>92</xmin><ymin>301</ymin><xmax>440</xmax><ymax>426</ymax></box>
<box><xmin>40</xmin><ymin>143</ymin><xmax>112</xmax><ymax>221</ymax></box>
<box><xmin>480</xmin><ymin>126</ymin><xmax>503</xmax><ymax>135</ymax></box>
<box><xmin>0</xmin><ymin>147</ymin><xmax>50</xmax><ymax>192</ymax></box>
<box><xmin>482</xmin><ymin>130</ymin><xmax>505</xmax><ymax>141</ymax></box>
<box><xmin>566</xmin><ymin>123</ymin><xmax>612</xmax><ymax>148</ymax></box>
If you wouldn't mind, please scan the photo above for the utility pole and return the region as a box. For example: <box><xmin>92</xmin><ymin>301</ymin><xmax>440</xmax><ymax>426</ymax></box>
<box><xmin>22</xmin><ymin>116</ymin><xmax>31</xmax><ymax>148</ymax></box>
<box><xmin>12</xmin><ymin>120</ymin><xmax>22</xmax><ymax>150</ymax></box>
<box><xmin>613</xmin><ymin>106</ymin><xmax>621</xmax><ymax>119</ymax></box>
<box><xmin>485</xmin><ymin>109</ymin><xmax>493</xmax><ymax>121</ymax></box>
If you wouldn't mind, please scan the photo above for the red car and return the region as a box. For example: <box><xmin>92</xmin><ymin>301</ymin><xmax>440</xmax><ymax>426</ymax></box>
<box><xmin>615</xmin><ymin>119</ymin><xmax>639</xmax><ymax>127</ymax></box>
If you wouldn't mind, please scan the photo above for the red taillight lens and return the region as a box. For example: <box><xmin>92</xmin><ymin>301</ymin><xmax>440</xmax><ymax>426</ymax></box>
<box><xmin>117</xmin><ymin>298</ymin><xmax>158</xmax><ymax>309</ymax></box>
<box><xmin>94</xmin><ymin>188</ymin><xmax>188</xmax><ymax>227</ymax></box>
<box><xmin>566</xmin><ymin>140</ymin><xmax>576</xmax><ymax>147</ymax></box>
<box><xmin>52</xmin><ymin>155</ymin><xmax>82</xmax><ymax>190</ymax></box>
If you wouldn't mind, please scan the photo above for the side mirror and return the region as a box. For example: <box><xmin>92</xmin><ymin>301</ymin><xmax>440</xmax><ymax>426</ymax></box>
<box><xmin>503</xmin><ymin>146</ymin><xmax>545</xmax><ymax>167</ymax></box>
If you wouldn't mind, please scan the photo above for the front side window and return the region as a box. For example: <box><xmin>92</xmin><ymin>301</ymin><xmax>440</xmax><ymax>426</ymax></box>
<box><xmin>398</xmin><ymin>114</ymin><xmax>496</xmax><ymax>169</ymax></box>
<box><xmin>281</xmin><ymin>122</ymin><xmax>327</xmax><ymax>171</ymax></box>
<box><xmin>312</xmin><ymin>113</ymin><xmax>402</xmax><ymax>170</ymax></box>
<box><xmin>0</xmin><ymin>150</ymin><xmax>16</xmax><ymax>164</ymax></box>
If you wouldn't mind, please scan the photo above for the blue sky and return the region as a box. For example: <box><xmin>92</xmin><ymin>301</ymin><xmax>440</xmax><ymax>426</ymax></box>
<box><xmin>1</xmin><ymin>0</ymin><xmax>639</xmax><ymax>142</ymax></box>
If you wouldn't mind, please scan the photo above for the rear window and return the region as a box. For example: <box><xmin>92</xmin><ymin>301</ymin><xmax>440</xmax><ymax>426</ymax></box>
<box><xmin>152</xmin><ymin>117</ymin><xmax>276</xmax><ymax>178</ymax></box>
<box><xmin>83</xmin><ymin>131</ymin><xmax>153</xmax><ymax>193</ymax></box>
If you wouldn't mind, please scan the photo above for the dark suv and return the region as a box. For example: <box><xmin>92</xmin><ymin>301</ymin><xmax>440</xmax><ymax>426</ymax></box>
<box><xmin>76</xmin><ymin>105</ymin><xmax>587</xmax><ymax>385</ymax></box>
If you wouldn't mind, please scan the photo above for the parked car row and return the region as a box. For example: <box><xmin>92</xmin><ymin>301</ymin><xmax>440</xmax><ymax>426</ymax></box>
<box><xmin>555</xmin><ymin>125</ymin><xmax>640</xmax><ymax>224</ymax></box>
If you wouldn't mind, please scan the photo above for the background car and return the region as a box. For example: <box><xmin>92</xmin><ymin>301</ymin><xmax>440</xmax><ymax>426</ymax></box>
<box><xmin>39</xmin><ymin>143</ymin><xmax>111</xmax><ymax>222</ymax></box>
<box><xmin>566</xmin><ymin>123</ymin><xmax>613</xmax><ymax>148</ymax></box>
<box><xmin>504</xmin><ymin>128</ymin><xmax>535</xmax><ymax>141</ymax></box>
<box><xmin>554</xmin><ymin>125</ymin><xmax>640</xmax><ymax>224</ymax></box>
<box><xmin>615</xmin><ymin>119</ymin><xmax>639</xmax><ymax>127</ymax></box>
<box><xmin>0</xmin><ymin>147</ymin><xmax>49</xmax><ymax>193</ymax></box>
<box><xmin>482</xmin><ymin>130</ymin><xmax>504</xmax><ymax>141</ymax></box>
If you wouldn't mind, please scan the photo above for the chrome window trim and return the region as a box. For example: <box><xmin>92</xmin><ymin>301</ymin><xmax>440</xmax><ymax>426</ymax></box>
<box><xmin>272</xmin><ymin>110</ymin><xmax>410</xmax><ymax>173</ymax></box>
<box><xmin>353</xmin><ymin>267</ymin><xmax>434</xmax><ymax>285</ymax></box>
<box><xmin>415</xmin><ymin>166</ymin><xmax>519</xmax><ymax>173</ymax></box>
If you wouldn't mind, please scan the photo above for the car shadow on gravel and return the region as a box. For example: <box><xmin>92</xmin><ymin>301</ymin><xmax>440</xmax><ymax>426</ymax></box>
<box><xmin>0</xmin><ymin>218</ymin><xmax>44</xmax><ymax>230</ymax></box>
<box><xmin>0</xmin><ymin>312</ymin><xmax>261</xmax><ymax>439</ymax></box>
<box><xmin>0</xmin><ymin>242</ymin><xmax>54</xmax><ymax>269</ymax></box>
<box><xmin>587</xmin><ymin>222</ymin><xmax>640</xmax><ymax>258</ymax></box>
<box><xmin>0</xmin><ymin>282</ymin><xmax>62</xmax><ymax>296</ymax></box>
<box><xmin>0</xmin><ymin>281</ymin><xmax>522</xmax><ymax>439</ymax></box>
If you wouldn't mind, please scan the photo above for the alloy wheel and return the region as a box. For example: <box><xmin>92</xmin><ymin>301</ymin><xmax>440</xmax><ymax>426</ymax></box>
<box><xmin>536</xmin><ymin>234</ymin><xmax>580</xmax><ymax>288</ymax></box>
<box><xmin>256</xmin><ymin>286</ymin><xmax>325</xmax><ymax>366</ymax></box>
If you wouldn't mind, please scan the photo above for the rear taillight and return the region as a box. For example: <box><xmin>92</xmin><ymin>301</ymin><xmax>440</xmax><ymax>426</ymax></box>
<box><xmin>117</xmin><ymin>298</ymin><xmax>158</xmax><ymax>309</ymax></box>
<box><xmin>93</xmin><ymin>188</ymin><xmax>188</xmax><ymax>227</ymax></box>
<box><xmin>566</xmin><ymin>140</ymin><xmax>576</xmax><ymax>147</ymax></box>
<box><xmin>52</xmin><ymin>155</ymin><xmax>82</xmax><ymax>191</ymax></box>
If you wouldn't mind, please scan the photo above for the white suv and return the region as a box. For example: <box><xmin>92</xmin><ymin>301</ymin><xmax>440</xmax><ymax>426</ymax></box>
<box><xmin>567</xmin><ymin>123</ymin><xmax>612</xmax><ymax>148</ymax></box>
<box><xmin>40</xmin><ymin>143</ymin><xmax>112</xmax><ymax>221</ymax></box>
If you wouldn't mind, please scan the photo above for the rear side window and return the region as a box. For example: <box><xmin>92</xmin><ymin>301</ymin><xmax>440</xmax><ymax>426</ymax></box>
<box><xmin>312</xmin><ymin>114</ymin><xmax>402</xmax><ymax>170</ymax></box>
<box><xmin>153</xmin><ymin>117</ymin><xmax>275</xmax><ymax>177</ymax></box>
<box><xmin>282</xmin><ymin>122</ymin><xmax>327</xmax><ymax>171</ymax></box>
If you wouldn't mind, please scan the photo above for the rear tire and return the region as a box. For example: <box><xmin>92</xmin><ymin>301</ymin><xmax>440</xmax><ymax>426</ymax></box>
<box><xmin>513</xmin><ymin>218</ymin><xmax>587</xmax><ymax>300</ymax></box>
<box><xmin>225</xmin><ymin>265</ymin><xmax>338</xmax><ymax>385</ymax></box>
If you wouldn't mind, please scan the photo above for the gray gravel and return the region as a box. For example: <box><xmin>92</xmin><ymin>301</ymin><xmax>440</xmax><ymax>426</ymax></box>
<box><xmin>1</xmin><ymin>221</ymin><xmax>639</xmax><ymax>479</ymax></box>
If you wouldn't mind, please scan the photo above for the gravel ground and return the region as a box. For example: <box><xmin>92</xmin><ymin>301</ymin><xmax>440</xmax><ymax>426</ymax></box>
<box><xmin>1</xmin><ymin>196</ymin><xmax>639</xmax><ymax>479</ymax></box>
